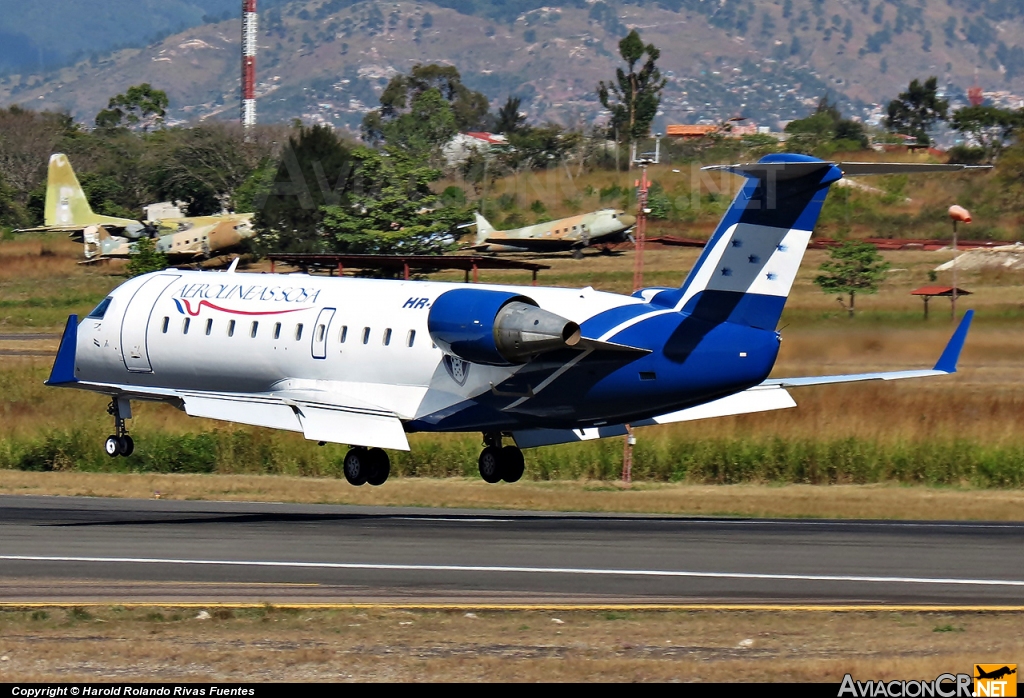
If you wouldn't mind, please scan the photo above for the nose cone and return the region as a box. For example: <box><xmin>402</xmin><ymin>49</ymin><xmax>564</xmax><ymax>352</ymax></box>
<box><xmin>617</xmin><ymin>213</ymin><xmax>637</xmax><ymax>228</ymax></box>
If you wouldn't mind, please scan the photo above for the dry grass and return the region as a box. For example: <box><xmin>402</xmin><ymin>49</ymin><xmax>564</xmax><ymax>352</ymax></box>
<box><xmin>3</xmin><ymin>471</ymin><xmax>1024</xmax><ymax>520</ymax></box>
<box><xmin>0</xmin><ymin>606</ymin><xmax>1019</xmax><ymax>682</ymax></box>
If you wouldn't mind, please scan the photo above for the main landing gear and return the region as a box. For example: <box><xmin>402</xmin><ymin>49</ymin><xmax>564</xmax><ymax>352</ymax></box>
<box><xmin>478</xmin><ymin>433</ymin><xmax>525</xmax><ymax>484</ymax></box>
<box><xmin>343</xmin><ymin>447</ymin><xmax>390</xmax><ymax>486</ymax></box>
<box><xmin>104</xmin><ymin>398</ymin><xmax>134</xmax><ymax>458</ymax></box>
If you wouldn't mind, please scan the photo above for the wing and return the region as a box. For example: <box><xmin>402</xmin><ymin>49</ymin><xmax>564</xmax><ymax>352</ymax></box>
<box><xmin>45</xmin><ymin>321</ymin><xmax>408</xmax><ymax>451</ymax></box>
<box><xmin>762</xmin><ymin>310</ymin><xmax>973</xmax><ymax>388</ymax></box>
<box><xmin>512</xmin><ymin>311</ymin><xmax>973</xmax><ymax>449</ymax></box>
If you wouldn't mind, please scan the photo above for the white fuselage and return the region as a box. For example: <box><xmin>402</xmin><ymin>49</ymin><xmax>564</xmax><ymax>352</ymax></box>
<box><xmin>76</xmin><ymin>270</ymin><xmax>645</xmax><ymax>423</ymax></box>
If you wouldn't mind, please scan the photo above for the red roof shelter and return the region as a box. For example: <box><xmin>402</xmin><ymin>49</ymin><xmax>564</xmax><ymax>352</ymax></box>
<box><xmin>911</xmin><ymin>286</ymin><xmax>972</xmax><ymax>320</ymax></box>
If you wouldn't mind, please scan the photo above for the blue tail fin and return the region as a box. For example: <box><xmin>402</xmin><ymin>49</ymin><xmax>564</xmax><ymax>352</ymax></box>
<box><xmin>669</xmin><ymin>154</ymin><xmax>842</xmax><ymax>330</ymax></box>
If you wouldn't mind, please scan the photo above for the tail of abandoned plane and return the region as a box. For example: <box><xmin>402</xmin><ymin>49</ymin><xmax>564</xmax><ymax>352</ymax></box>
<box><xmin>44</xmin><ymin>154</ymin><xmax>137</xmax><ymax>230</ymax></box>
<box><xmin>473</xmin><ymin>211</ymin><xmax>497</xmax><ymax>245</ymax></box>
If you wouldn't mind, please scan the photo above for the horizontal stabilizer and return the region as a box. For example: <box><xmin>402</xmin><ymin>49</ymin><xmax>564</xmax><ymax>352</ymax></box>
<box><xmin>703</xmin><ymin>161</ymin><xmax>991</xmax><ymax>181</ymax></box>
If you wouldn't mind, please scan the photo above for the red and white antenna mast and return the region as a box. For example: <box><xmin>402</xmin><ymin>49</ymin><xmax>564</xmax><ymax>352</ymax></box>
<box><xmin>241</xmin><ymin>0</ymin><xmax>257</xmax><ymax>130</ymax></box>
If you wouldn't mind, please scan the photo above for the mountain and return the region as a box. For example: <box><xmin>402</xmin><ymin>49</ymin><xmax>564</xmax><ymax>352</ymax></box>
<box><xmin>1</xmin><ymin>0</ymin><xmax>1022</xmax><ymax>132</ymax></box>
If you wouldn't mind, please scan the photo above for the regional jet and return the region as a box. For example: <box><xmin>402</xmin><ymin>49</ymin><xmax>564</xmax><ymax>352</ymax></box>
<box><xmin>469</xmin><ymin>209</ymin><xmax>636</xmax><ymax>258</ymax></box>
<box><xmin>17</xmin><ymin>154</ymin><xmax>255</xmax><ymax>263</ymax></box>
<box><xmin>46</xmin><ymin>155</ymin><xmax>984</xmax><ymax>487</ymax></box>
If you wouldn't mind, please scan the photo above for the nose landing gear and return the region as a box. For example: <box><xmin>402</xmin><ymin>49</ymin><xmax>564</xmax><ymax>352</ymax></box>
<box><xmin>104</xmin><ymin>398</ymin><xmax>134</xmax><ymax>457</ymax></box>
<box><xmin>478</xmin><ymin>433</ymin><xmax>525</xmax><ymax>483</ymax></box>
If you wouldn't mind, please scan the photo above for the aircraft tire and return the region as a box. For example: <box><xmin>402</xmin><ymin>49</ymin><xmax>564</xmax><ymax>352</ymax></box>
<box><xmin>366</xmin><ymin>448</ymin><xmax>390</xmax><ymax>486</ymax></box>
<box><xmin>478</xmin><ymin>446</ymin><xmax>503</xmax><ymax>483</ymax></box>
<box><xmin>117</xmin><ymin>435</ymin><xmax>135</xmax><ymax>457</ymax></box>
<box><xmin>104</xmin><ymin>436</ymin><xmax>120</xmax><ymax>458</ymax></box>
<box><xmin>572</xmin><ymin>248</ymin><xmax>584</xmax><ymax>260</ymax></box>
<box><xmin>343</xmin><ymin>448</ymin><xmax>369</xmax><ymax>486</ymax></box>
<box><xmin>500</xmin><ymin>446</ymin><xmax>525</xmax><ymax>483</ymax></box>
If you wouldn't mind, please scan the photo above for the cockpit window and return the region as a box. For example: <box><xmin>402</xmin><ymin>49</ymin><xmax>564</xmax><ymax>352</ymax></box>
<box><xmin>87</xmin><ymin>297</ymin><xmax>113</xmax><ymax>319</ymax></box>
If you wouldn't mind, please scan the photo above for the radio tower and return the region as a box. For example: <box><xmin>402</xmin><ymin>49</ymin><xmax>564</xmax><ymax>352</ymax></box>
<box><xmin>241</xmin><ymin>0</ymin><xmax>257</xmax><ymax>131</ymax></box>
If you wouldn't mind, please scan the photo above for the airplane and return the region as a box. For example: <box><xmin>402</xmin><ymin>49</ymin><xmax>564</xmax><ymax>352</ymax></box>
<box><xmin>469</xmin><ymin>209</ymin><xmax>636</xmax><ymax>258</ymax></box>
<box><xmin>976</xmin><ymin>667</ymin><xmax>1016</xmax><ymax>681</ymax></box>
<box><xmin>16</xmin><ymin>154</ymin><xmax>255</xmax><ymax>263</ymax></box>
<box><xmin>45</xmin><ymin>154</ymin><xmax>984</xmax><ymax>487</ymax></box>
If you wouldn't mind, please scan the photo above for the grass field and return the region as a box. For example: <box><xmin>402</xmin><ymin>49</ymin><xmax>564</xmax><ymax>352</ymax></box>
<box><xmin>0</xmin><ymin>606</ymin><xmax>1020</xmax><ymax>682</ymax></box>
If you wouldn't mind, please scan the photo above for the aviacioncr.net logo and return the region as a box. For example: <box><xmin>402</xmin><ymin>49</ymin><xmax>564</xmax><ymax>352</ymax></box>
<box><xmin>839</xmin><ymin>673</ymin><xmax>974</xmax><ymax>698</ymax></box>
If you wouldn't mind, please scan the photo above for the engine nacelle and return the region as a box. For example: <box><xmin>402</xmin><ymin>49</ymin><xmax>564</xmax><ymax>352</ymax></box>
<box><xmin>427</xmin><ymin>288</ymin><xmax>581</xmax><ymax>366</ymax></box>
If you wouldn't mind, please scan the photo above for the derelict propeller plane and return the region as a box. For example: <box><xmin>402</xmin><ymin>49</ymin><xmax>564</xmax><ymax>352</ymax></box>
<box><xmin>46</xmin><ymin>155</ymin><xmax>982</xmax><ymax>486</ymax></box>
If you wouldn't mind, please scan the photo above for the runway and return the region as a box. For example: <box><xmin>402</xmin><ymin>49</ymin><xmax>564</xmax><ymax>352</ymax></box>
<box><xmin>1</xmin><ymin>494</ymin><xmax>1023</xmax><ymax>606</ymax></box>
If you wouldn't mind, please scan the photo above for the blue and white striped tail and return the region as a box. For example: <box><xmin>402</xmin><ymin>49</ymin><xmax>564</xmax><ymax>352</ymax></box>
<box><xmin>675</xmin><ymin>154</ymin><xmax>843</xmax><ymax>330</ymax></box>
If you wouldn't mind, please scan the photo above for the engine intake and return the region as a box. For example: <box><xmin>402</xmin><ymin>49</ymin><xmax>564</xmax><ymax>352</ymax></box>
<box><xmin>427</xmin><ymin>289</ymin><xmax>581</xmax><ymax>366</ymax></box>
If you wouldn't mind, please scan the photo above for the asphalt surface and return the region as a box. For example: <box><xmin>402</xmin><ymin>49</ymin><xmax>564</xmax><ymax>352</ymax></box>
<box><xmin>1</xmin><ymin>495</ymin><xmax>1022</xmax><ymax>605</ymax></box>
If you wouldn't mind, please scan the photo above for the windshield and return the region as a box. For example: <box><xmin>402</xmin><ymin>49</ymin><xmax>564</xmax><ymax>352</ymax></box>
<box><xmin>86</xmin><ymin>297</ymin><xmax>113</xmax><ymax>319</ymax></box>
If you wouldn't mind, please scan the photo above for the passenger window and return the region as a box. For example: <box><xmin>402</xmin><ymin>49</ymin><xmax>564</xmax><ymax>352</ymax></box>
<box><xmin>205</xmin><ymin>319</ymin><xmax>212</xmax><ymax>336</ymax></box>
<box><xmin>383</xmin><ymin>328</ymin><xmax>392</xmax><ymax>346</ymax></box>
<box><xmin>295</xmin><ymin>324</ymin><xmax>303</xmax><ymax>341</ymax></box>
<box><xmin>182</xmin><ymin>318</ymin><xmax>190</xmax><ymax>334</ymax></box>
<box><xmin>317</xmin><ymin>324</ymin><xmax>326</xmax><ymax>342</ymax></box>
<box><xmin>228</xmin><ymin>320</ymin><xmax>236</xmax><ymax>337</ymax></box>
<box><xmin>339</xmin><ymin>326</ymin><xmax>348</xmax><ymax>343</ymax></box>
<box><xmin>273</xmin><ymin>323</ymin><xmax>281</xmax><ymax>340</ymax></box>
<box><xmin>161</xmin><ymin>317</ymin><xmax>169</xmax><ymax>334</ymax></box>
<box><xmin>362</xmin><ymin>327</ymin><xmax>370</xmax><ymax>344</ymax></box>
<box><xmin>250</xmin><ymin>321</ymin><xmax>258</xmax><ymax>338</ymax></box>
<box><xmin>407</xmin><ymin>330</ymin><xmax>416</xmax><ymax>347</ymax></box>
<box><xmin>87</xmin><ymin>297</ymin><xmax>113</xmax><ymax>319</ymax></box>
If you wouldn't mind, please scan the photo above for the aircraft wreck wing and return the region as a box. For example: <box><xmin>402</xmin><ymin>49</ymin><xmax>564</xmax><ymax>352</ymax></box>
<box><xmin>762</xmin><ymin>310</ymin><xmax>973</xmax><ymax>388</ymax></box>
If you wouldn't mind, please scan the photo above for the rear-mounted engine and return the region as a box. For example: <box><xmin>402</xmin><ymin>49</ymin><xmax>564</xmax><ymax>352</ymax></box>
<box><xmin>427</xmin><ymin>288</ymin><xmax>581</xmax><ymax>366</ymax></box>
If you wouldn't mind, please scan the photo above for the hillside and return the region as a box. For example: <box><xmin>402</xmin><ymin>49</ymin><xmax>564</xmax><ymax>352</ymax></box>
<box><xmin>1</xmin><ymin>0</ymin><xmax>1023</xmax><ymax>131</ymax></box>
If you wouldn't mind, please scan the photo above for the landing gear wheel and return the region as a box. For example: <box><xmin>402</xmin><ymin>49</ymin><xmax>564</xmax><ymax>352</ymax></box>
<box><xmin>343</xmin><ymin>448</ymin><xmax>369</xmax><ymax>486</ymax></box>
<box><xmin>117</xmin><ymin>435</ymin><xmax>135</xmax><ymax>457</ymax></box>
<box><xmin>500</xmin><ymin>446</ymin><xmax>525</xmax><ymax>483</ymax></box>
<box><xmin>366</xmin><ymin>448</ymin><xmax>390</xmax><ymax>486</ymax></box>
<box><xmin>104</xmin><ymin>435</ymin><xmax>120</xmax><ymax>458</ymax></box>
<box><xmin>478</xmin><ymin>446</ymin><xmax>503</xmax><ymax>483</ymax></box>
<box><xmin>572</xmin><ymin>248</ymin><xmax>584</xmax><ymax>260</ymax></box>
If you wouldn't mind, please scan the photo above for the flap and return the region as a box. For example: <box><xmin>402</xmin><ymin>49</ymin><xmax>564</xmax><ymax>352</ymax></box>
<box><xmin>295</xmin><ymin>403</ymin><xmax>409</xmax><ymax>451</ymax></box>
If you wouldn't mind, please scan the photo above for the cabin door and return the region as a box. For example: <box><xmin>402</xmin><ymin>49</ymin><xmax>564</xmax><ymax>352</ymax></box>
<box><xmin>120</xmin><ymin>274</ymin><xmax>180</xmax><ymax>373</ymax></box>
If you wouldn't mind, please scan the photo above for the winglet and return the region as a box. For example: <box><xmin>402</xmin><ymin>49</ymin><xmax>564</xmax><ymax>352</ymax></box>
<box><xmin>46</xmin><ymin>315</ymin><xmax>79</xmax><ymax>386</ymax></box>
<box><xmin>933</xmin><ymin>309</ymin><xmax>974</xmax><ymax>373</ymax></box>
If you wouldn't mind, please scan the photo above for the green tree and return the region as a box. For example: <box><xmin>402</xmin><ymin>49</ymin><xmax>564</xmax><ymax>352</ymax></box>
<box><xmin>252</xmin><ymin>124</ymin><xmax>353</xmax><ymax>253</ymax></box>
<box><xmin>785</xmin><ymin>95</ymin><xmax>868</xmax><ymax>154</ymax></box>
<box><xmin>884</xmin><ymin>77</ymin><xmax>948</xmax><ymax>146</ymax></box>
<box><xmin>380</xmin><ymin>88</ymin><xmax>458</xmax><ymax>159</ymax></box>
<box><xmin>814</xmin><ymin>241</ymin><xmax>890</xmax><ymax>317</ymax></box>
<box><xmin>948</xmin><ymin>106</ymin><xmax>1024</xmax><ymax>161</ymax></box>
<box><xmin>125</xmin><ymin>235</ymin><xmax>169</xmax><ymax>277</ymax></box>
<box><xmin>95</xmin><ymin>84</ymin><xmax>169</xmax><ymax>131</ymax></box>
<box><xmin>319</xmin><ymin>147</ymin><xmax>467</xmax><ymax>258</ymax></box>
<box><xmin>362</xmin><ymin>64</ymin><xmax>491</xmax><ymax>146</ymax></box>
<box><xmin>597</xmin><ymin>30</ymin><xmax>666</xmax><ymax>145</ymax></box>
<box><xmin>495</xmin><ymin>96</ymin><xmax>527</xmax><ymax>135</ymax></box>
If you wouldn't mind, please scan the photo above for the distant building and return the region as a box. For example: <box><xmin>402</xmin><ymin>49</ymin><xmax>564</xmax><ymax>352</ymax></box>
<box><xmin>666</xmin><ymin>124</ymin><xmax>718</xmax><ymax>139</ymax></box>
<box><xmin>443</xmin><ymin>132</ymin><xmax>508</xmax><ymax>166</ymax></box>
